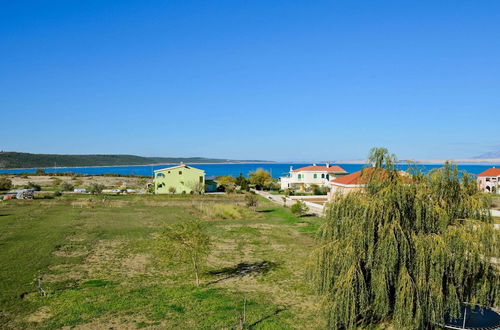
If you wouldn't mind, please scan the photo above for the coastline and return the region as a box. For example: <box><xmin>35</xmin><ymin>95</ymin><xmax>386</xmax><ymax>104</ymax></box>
<box><xmin>0</xmin><ymin>161</ymin><xmax>279</xmax><ymax>171</ymax></box>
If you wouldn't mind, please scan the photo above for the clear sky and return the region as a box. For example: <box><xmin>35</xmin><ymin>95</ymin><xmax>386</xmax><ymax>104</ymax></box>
<box><xmin>1</xmin><ymin>1</ymin><xmax>499</xmax><ymax>161</ymax></box>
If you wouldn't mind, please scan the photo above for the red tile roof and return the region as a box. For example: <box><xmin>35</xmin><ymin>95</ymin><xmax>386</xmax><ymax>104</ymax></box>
<box><xmin>477</xmin><ymin>168</ymin><xmax>500</xmax><ymax>177</ymax></box>
<box><xmin>331</xmin><ymin>167</ymin><xmax>411</xmax><ymax>186</ymax></box>
<box><xmin>330</xmin><ymin>168</ymin><xmax>373</xmax><ymax>185</ymax></box>
<box><xmin>291</xmin><ymin>165</ymin><xmax>346</xmax><ymax>173</ymax></box>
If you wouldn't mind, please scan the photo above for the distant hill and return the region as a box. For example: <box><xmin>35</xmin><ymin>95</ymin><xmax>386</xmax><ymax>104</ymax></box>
<box><xmin>473</xmin><ymin>149</ymin><xmax>500</xmax><ymax>159</ymax></box>
<box><xmin>0</xmin><ymin>152</ymin><xmax>267</xmax><ymax>169</ymax></box>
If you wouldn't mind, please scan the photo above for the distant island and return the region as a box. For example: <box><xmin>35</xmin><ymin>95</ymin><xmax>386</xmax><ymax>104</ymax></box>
<box><xmin>0</xmin><ymin>152</ymin><xmax>269</xmax><ymax>169</ymax></box>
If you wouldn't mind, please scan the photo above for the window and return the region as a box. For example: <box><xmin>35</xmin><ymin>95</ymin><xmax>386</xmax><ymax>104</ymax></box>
<box><xmin>199</xmin><ymin>176</ymin><xmax>203</xmax><ymax>183</ymax></box>
<box><xmin>156</xmin><ymin>173</ymin><xmax>164</xmax><ymax>177</ymax></box>
<box><xmin>313</xmin><ymin>174</ymin><xmax>317</xmax><ymax>179</ymax></box>
<box><xmin>298</xmin><ymin>174</ymin><xmax>301</xmax><ymax>179</ymax></box>
<box><xmin>321</xmin><ymin>174</ymin><xmax>325</xmax><ymax>178</ymax></box>
<box><xmin>179</xmin><ymin>171</ymin><xmax>182</xmax><ymax>175</ymax></box>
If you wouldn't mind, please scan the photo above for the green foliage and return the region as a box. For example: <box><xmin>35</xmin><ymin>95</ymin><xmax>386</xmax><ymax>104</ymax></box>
<box><xmin>88</xmin><ymin>183</ymin><xmax>104</xmax><ymax>194</ymax></box>
<box><xmin>24</xmin><ymin>181</ymin><xmax>41</xmax><ymax>191</ymax></box>
<box><xmin>216</xmin><ymin>176</ymin><xmax>237</xmax><ymax>193</ymax></box>
<box><xmin>235</xmin><ymin>173</ymin><xmax>249</xmax><ymax>191</ymax></box>
<box><xmin>157</xmin><ymin>220</ymin><xmax>212</xmax><ymax>286</ymax></box>
<box><xmin>244</xmin><ymin>192</ymin><xmax>258</xmax><ymax>210</ymax></box>
<box><xmin>0</xmin><ymin>177</ymin><xmax>12</xmax><ymax>190</ymax></box>
<box><xmin>310</xmin><ymin>184</ymin><xmax>329</xmax><ymax>195</ymax></box>
<box><xmin>73</xmin><ymin>178</ymin><xmax>83</xmax><ymax>186</ymax></box>
<box><xmin>290</xmin><ymin>201</ymin><xmax>309</xmax><ymax>216</ymax></box>
<box><xmin>52</xmin><ymin>190</ymin><xmax>63</xmax><ymax>197</ymax></box>
<box><xmin>311</xmin><ymin>151</ymin><xmax>499</xmax><ymax>329</ymax></box>
<box><xmin>248</xmin><ymin>168</ymin><xmax>272</xmax><ymax>190</ymax></box>
<box><xmin>60</xmin><ymin>182</ymin><xmax>74</xmax><ymax>191</ymax></box>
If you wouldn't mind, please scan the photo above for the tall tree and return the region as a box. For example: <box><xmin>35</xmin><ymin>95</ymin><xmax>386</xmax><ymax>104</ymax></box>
<box><xmin>248</xmin><ymin>168</ymin><xmax>272</xmax><ymax>190</ymax></box>
<box><xmin>310</xmin><ymin>149</ymin><xmax>499</xmax><ymax>329</ymax></box>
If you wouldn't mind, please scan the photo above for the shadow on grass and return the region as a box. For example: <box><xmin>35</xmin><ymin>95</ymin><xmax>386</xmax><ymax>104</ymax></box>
<box><xmin>206</xmin><ymin>261</ymin><xmax>278</xmax><ymax>285</ymax></box>
<box><xmin>247</xmin><ymin>307</ymin><xmax>287</xmax><ymax>328</ymax></box>
<box><xmin>256</xmin><ymin>209</ymin><xmax>274</xmax><ymax>213</ymax></box>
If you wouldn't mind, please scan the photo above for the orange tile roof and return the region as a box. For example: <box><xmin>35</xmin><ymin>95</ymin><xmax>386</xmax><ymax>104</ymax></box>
<box><xmin>330</xmin><ymin>168</ymin><xmax>372</xmax><ymax>185</ymax></box>
<box><xmin>477</xmin><ymin>168</ymin><xmax>500</xmax><ymax>177</ymax></box>
<box><xmin>331</xmin><ymin>167</ymin><xmax>411</xmax><ymax>186</ymax></box>
<box><xmin>291</xmin><ymin>165</ymin><xmax>346</xmax><ymax>173</ymax></box>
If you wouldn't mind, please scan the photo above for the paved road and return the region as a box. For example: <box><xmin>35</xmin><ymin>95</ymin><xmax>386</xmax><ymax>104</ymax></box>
<box><xmin>253</xmin><ymin>189</ymin><xmax>325</xmax><ymax>216</ymax></box>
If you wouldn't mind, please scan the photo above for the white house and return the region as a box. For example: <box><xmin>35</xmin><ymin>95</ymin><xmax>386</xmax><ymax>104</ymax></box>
<box><xmin>477</xmin><ymin>167</ymin><xmax>500</xmax><ymax>194</ymax></box>
<box><xmin>279</xmin><ymin>163</ymin><xmax>347</xmax><ymax>190</ymax></box>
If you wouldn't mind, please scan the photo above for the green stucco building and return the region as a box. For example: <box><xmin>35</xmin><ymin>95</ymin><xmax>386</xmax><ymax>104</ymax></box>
<box><xmin>153</xmin><ymin>164</ymin><xmax>205</xmax><ymax>194</ymax></box>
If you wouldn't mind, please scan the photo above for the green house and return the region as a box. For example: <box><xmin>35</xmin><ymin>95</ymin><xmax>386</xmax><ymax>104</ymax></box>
<box><xmin>153</xmin><ymin>164</ymin><xmax>205</xmax><ymax>194</ymax></box>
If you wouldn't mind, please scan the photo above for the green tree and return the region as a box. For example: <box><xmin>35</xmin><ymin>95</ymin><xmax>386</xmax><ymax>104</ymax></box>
<box><xmin>291</xmin><ymin>200</ymin><xmax>309</xmax><ymax>216</ymax></box>
<box><xmin>235</xmin><ymin>173</ymin><xmax>249</xmax><ymax>191</ymax></box>
<box><xmin>88</xmin><ymin>183</ymin><xmax>104</xmax><ymax>194</ymax></box>
<box><xmin>158</xmin><ymin>220</ymin><xmax>212</xmax><ymax>286</ymax></box>
<box><xmin>216</xmin><ymin>175</ymin><xmax>236</xmax><ymax>193</ymax></box>
<box><xmin>248</xmin><ymin>168</ymin><xmax>272</xmax><ymax>190</ymax></box>
<box><xmin>0</xmin><ymin>177</ymin><xmax>12</xmax><ymax>191</ymax></box>
<box><xmin>310</xmin><ymin>149</ymin><xmax>499</xmax><ymax>329</ymax></box>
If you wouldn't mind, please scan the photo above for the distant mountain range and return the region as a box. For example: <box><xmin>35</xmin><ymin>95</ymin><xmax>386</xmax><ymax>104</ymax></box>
<box><xmin>0</xmin><ymin>152</ymin><xmax>268</xmax><ymax>169</ymax></box>
<box><xmin>473</xmin><ymin>149</ymin><xmax>500</xmax><ymax>159</ymax></box>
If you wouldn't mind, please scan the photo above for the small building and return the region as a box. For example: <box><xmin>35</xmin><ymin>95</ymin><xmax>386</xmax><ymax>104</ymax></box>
<box><xmin>205</xmin><ymin>176</ymin><xmax>218</xmax><ymax>193</ymax></box>
<box><xmin>154</xmin><ymin>164</ymin><xmax>205</xmax><ymax>194</ymax></box>
<box><xmin>279</xmin><ymin>163</ymin><xmax>347</xmax><ymax>190</ymax></box>
<box><xmin>477</xmin><ymin>167</ymin><xmax>500</xmax><ymax>194</ymax></box>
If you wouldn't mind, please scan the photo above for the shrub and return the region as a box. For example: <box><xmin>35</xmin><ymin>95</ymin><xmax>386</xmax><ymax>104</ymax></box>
<box><xmin>88</xmin><ymin>183</ymin><xmax>104</xmax><ymax>194</ymax></box>
<box><xmin>52</xmin><ymin>190</ymin><xmax>62</xmax><ymax>197</ymax></box>
<box><xmin>0</xmin><ymin>177</ymin><xmax>12</xmax><ymax>190</ymax></box>
<box><xmin>291</xmin><ymin>200</ymin><xmax>309</xmax><ymax>216</ymax></box>
<box><xmin>244</xmin><ymin>192</ymin><xmax>258</xmax><ymax>210</ymax></box>
<box><xmin>60</xmin><ymin>182</ymin><xmax>74</xmax><ymax>191</ymax></box>
<box><xmin>168</xmin><ymin>186</ymin><xmax>176</xmax><ymax>194</ymax></box>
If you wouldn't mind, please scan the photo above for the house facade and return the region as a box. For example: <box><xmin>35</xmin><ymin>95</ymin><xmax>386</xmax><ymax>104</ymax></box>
<box><xmin>279</xmin><ymin>163</ymin><xmax>347</xmax><ymax>190</ymax></box>
<box><xmin>153</xmin><ymin>164</ymin><xmax>205</xmax><ymax>194</ymax></box>
<box><xmin>477</xmin><ymin>168</ymin><xmax>500</xmax><ymax>194</ymax></box>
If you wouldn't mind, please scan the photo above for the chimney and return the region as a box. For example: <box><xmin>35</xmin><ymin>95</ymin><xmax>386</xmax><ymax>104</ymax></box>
<box><xmin>313</xmin><ymin>163</ymin><xmax>316</xmax><ymax>166</ymax></box>
<box><xmin>290</xmin><ymin>166</ymin><xmax>293</xmax><ymax>172</ymax></box>
<box><xmin>326</xmin><ymin>162</ymin><xmax>330</xmax><ymax>168</ymax></box>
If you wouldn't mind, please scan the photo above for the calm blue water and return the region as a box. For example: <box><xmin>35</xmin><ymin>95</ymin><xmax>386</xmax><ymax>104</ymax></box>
<box><xmin>0</xmin><ymin>163</ymin><xmax>498</xmax><ymax>178</ymax></box>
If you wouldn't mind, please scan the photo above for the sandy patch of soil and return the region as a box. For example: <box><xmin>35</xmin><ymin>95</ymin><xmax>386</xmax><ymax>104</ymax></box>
<box><xmin>25</xmin><ymin>307</ymin><xmax>51</xmax><ymax>324</ymax></box>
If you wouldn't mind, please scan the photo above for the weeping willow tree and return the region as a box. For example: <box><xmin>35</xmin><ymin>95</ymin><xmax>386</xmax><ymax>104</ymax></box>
<box><xmin>310</xmin><ymin>148</ymin><xmax>499</xmax><ymax>329</ymax></box>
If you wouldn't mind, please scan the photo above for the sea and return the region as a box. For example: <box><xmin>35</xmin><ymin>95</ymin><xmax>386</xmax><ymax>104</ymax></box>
<box><xmin>0</xmin><ymin>163</ymin><xmax>498</xmax><ymax>178</ymax></box>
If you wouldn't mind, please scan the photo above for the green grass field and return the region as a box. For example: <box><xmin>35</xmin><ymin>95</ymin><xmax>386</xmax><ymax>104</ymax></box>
<box><xmin>0</xmin><ymin>194</ymin><xmax>324</xmax><ymax>329</ymax></box>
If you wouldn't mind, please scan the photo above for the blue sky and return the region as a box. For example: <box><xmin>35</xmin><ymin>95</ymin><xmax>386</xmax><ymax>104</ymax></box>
<box><xmin>1</xmin><ymin>0</ymin><xmax>499</xmax><ymax>161</ymax></box>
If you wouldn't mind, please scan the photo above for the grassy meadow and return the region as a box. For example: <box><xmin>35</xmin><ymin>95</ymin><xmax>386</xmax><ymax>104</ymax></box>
<box><xmin>0</xmin><ymin>194</ymin><xmax>324</xmax><ymax>329</ymax></box>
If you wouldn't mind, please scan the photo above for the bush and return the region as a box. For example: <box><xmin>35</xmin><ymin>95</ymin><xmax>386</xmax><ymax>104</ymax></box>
<box><xmin>0</xmin><ymin>177</ymin><xmax>13</xmax><ymax>190</ymax></box>
<box><xmin>291</xmin><ymin>200</ymin><xmax>309</xmax><ymax>217</ymax></box>
<box><xmin>168</xmin><ymin>186</ymin><xmax>176</xmax><ymax>194</ymax></box>
<box><xmin>244</xmin><ymin>192</ymin><xmax>258</xmax><ymax>210</ymax></box>
<box><xmin>60</xmin><ymin>182</ymin><xmax>74</xmax><ymax>191</ymax></box>
<box><xmin>52</xmin><ymin>190</ymin><xmax>62</xmax><ymax>197</ymax></box>
<box><xmin>24</xmin><ymin>181</ymin><xmax>41</xmax><ymax>191</ymax></box>
<box><xmin>88</xmin><ymin>183</ymin><xmax>105</xmax><ymax>194</ymax></box>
